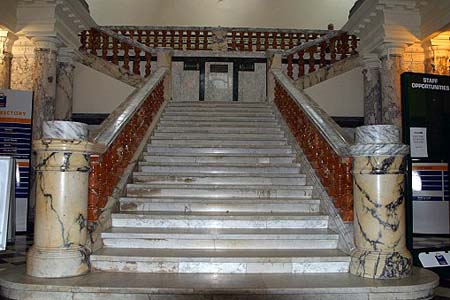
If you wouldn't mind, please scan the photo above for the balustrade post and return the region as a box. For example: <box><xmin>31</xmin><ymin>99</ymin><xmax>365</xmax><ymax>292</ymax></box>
<box><xmin>27</xmin><ymin>121</ymin><xmax>103</xmax><ymax>278</ymax></box>
<box><xmin>156</xmin><ymin>48</ymin><xmax>173</xmax><ymax>101</ymax></box>
<box><xmin>349</xmin><ymin>125</ymin><xmax>412</xmax><ymax>279</ymax></box>
<box><xmin>266</xmin><ymin>51</ymin><xmax>283</xmax><ymax>102</ymax></box>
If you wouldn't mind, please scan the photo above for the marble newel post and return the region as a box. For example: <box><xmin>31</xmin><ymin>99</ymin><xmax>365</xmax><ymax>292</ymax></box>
<box><xmin>27</xmin><ymin>121</ymin><xmax>103</xmax><ymax>278</ymax></box>
<box><xmin>55</xmin><ymin>48</ymin><xmax>77</xmax><ymax>120</ymax></box>
<box><xmin>361</xmin><ymin>54</ymin><xmax>382</xmax><ymax>125</ymax></box>
<box><xmin>31</xmin><ymin>37</ymin><xmax>60</xmax><ymax>139</ymax></box>
<box><xmin>349</xmin><ymin>125</ymin><xmax>412</xmax><ymax>279</ymax></box>
<box><xmin>156</xmin><ymin>48</ymin><xmax>173</xmax><ymax>101</ymax></box>
<box><xmin>266</xmin><ymin>51</ymin><xmax>283</xmax><ymax>102</ymax></box>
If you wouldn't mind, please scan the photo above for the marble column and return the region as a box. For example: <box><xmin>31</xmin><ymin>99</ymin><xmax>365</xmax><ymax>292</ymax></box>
<box><xmin>27</xmin><ymin>121</ymin><xmax>102</xmax><ymax>278</ymax></box>
<box><xmin>0</xmin><ymin>31</ymin><xmax>17</xmax><ymax>89</ymax></box>
<box><xmin>349</xmin><ymin>125</ymin><xmax>412</xmax><ymax>279</ymax></box>
<box><xmin>10</xmin><ymin>36</ymin><xmax>35</xmax><ymax>91</ymax></box>
<box><xmin>361</xmin><ymin>54</ymin><xmax>382</xmax><ymax>125</ymax></box>
<box><xmin>31</xmin><ymin>37</ymin><xmax>60</xmax><ymax>139</ymax></box>
<box><xmin>55</xmin><ymin>48</ymin><xmax>77</xmax><ymax>120</ymax></box>
<box><xmin>380</xmin><ymin>46</ymin><xmax>404</xmax><ymax>131</ymax></box>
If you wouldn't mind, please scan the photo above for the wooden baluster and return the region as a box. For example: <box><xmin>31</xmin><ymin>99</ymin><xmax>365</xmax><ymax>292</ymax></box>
<box><xmin>341</xmin><ymin>33</ymin><xmax>349</xmax><ymax>59</ymax></box>
<box><xmin>336</xmin><ymin>35</ymin><xmax>343</xmax><ymax>61</ymax></box>
<box><xmin>80</xmin><ymin>30</ymin><xmax>87</xmax><ymax>51</ymax></box>
<box><xmin>153</xmin><ymin>31</ymin><xmax>159</xmax><ymax>48</ymax></box>
<box><xmin>320</xmin><ymin>41</ymin><xmax>326</xmax><ymax>68</ymax></box>
<box><xmin>111</xmin><ymin>37</ymin><xmax>119</xmax><ymax>65</ymax></box>
<box><xmin>297</xmin><ymin>50</ymin><xmax>305</xmax><ymax>78</ymax></box>
<box><xmin>145</xmin><ymin>52</ymin><xmax>152</xmax><ymax>77</ymax></box>
<box><xmin>133</xmin><ymin>47</ymin><xmax>141</xmax><ymax>75</ymax></box>
<box><xmin>239</xmin><ymin>32</ymin><xmax>245</xmax><ymax>51</ymax></box>
<box><xmin>330</xmin><ymin>38</ymin><xmax>337</xmax><ymax>64</ymax></box>
<box><xmin>194</xmin><ymin>31</ymin><xmax>200</xmax><ymax>50</ymax></box>
<box><xmin>231</xmin><ymin>31</ymin><xmax>237</xmax><ymax>50</ymax></box>
<box><xmin>186</xmin><ymin>30</ymin><xmax>192</xmax><ymax>50</ymax></box>
<box><xmin>248</xmin><ymin>32</ymin><xmax>253</xmax><ymax>51</ymax></box>
<box><xmin>256</xmin><ymin>32</ymin><xmax>261</xmax><ymax>51</ymax></box>
<box><xmin>308</xmin><ymin>46</ymin><xmax>316</xmax><ymax>73</ymax></box>
<box><xmin>162</xmin><ymin>30</ymin><xmax>167</xmax><ymax>47</ymax></box>
<box><xmin>170</xmin><ymin>30</ymin><xmax>175</xmax><ymax>48</ymax></box>
<box><xmin>101</xmin><ymin>32</ymin><xmax>108</xmax><ymax>60</ymax></box>
<box><xmin>123</xmin><ymin>44</ymin><xmax>130</xmax><ymax>72</ymax></box>
<box><xmin>264</xmin><ymin>32</ymin><xmax>269</xmax><ymax>50</ymax></box>
<box><xmin>351</xmin><ymin>35</ymin><xmax>358</xmax><ymax>55</ymax></box>
<box><xmin>272</xmin><ymin>32</ymin><xmax>277</xmax><ymax>49</ymax></box>
<box><xmin>288</xmin><ymin>33</ymin><xmax>294</xmax><ymax>49</ymax></box>
<box><xmin>178</xmin><ymin>31</ymin><xmax>183</xmax><ymax>50</ymax></box>
<box><xmin>287</xmin><ymin>54</ymin><xmax>294</xmax><ymax>79</ymax></box>
<box><xmin>203</xmin><ymin>30</ymin><xmax>208</xmax><ymax>50</ymax></box>
<box><xmin>280</xmin><ymin>33</ymin><xmax>286</xmax><ymax>49</ymax></box>
<box><xmin>89</xmin><ymin>28</ymin><xmax>97</xmax><ymax>55</ymax></box>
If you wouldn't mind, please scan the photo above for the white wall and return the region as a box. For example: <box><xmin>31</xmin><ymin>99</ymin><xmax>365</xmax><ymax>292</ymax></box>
<box><xmin>86</xmin><ymin>0</ymin><xmax>356</xmax><ymax>29</ymax></box>
<box><xmin>73</xmin><ymin>62</ymin><xmax>135</xmax><ymax>113</ymax></box>
<box><xmin>304</xmin><ymin>67</ymin><xmax>364</xmax><ymax>117</ymax></box>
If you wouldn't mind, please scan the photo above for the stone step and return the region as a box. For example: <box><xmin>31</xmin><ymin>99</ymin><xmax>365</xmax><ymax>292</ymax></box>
<box><xmin>158</xmin><ymin>120</ymin><xmax>281</xmax><ymax>128</ymax></box>
<box><xmin>160</xmin><ymin>115</ymin><xmax>277</xmax><ymax>122</ymax></box>
<box><xmin>112</xmin><ymin>212</ymin><xmax>328</xmax><ymax>229</ymax></box>
<box><xmin>91</xmin><ymin>248</ymin><xmax>349</xmax><ymax>274</ymax></box>
<box><xmin>132</xmin><ymin>173</ymin><xmax>306</xmax><ymax>185</ymax></box>
<box><xmin>156</xmin><ymin>126</ymin><xmax>284</xmax><ymax>134</ymax></box>
<box><xmin>119</xmin><ymin>197</ymin><xmax>320</xmax><ymax>213</ymax></box>
<box><xmin>101</xmin><ymin>228</ymin><xmax>339</xmax><ymax>250</ymax></box>
<box><xmin>152</xmin><ymin>132</ymin><xmax>287</xmax><ymax>141</ymax></box>
<box><xmin>126</xmin><ymin>183</ymin><xmax>313</xmax><ymax>198</ymax></box>
<box><xmin>138</xmin><ymin>162</ymin><xmax>301</xmax><ymax>174</ymax></box>
<box><xmin>147</xmin><ymin>145</ymin><xmax>293</xmax><ymax>155</ymax></box>
<box><xmin>168</xmin><ymin>101</ymin><xmax>271</xmax><ymax>108</ymax></box>
<box><xmin>149</xmin><ymin>139</ymin><xmax>287</xmax><ymax>147</ymax></box>
<box><xmin>142</xmin><ymin>153</ymin><xmax>296</xmax><ymax>164</ymax></box>
<box><xmin>164</xmin><ymin>108</ymin><xmax>274</xmax><ymax>114</ymax></box>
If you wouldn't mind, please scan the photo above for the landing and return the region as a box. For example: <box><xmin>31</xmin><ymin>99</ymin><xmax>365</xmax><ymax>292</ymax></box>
<box><xmin>0</xmin><ymin>266</ymin><xmax>439</xmax><ymax>299</ymax></box>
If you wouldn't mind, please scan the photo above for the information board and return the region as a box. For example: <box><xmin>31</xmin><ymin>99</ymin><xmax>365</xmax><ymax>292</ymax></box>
<box><xmin>0</xmin><ymin>89</ymin><xmax>33</xmax><ymax>232</ymax></box>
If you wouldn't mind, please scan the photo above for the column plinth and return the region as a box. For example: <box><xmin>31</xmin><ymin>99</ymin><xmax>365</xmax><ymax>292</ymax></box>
<box><xmin>27</xmin><ymin>122</ymin><xmax>103</xmax><ymax>278</ymax></box>
<box><xmin>349</xmin><ymin>125</ymin><xmax>412</xmax><ymax>279</ymax></box>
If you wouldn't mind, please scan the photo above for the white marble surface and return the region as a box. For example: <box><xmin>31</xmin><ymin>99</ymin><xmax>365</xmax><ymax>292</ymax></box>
<box><xmin>350</xmin><ymin>125</ymin><xmax>409</xmax><ymax>156</ymax></box>
<box><xmin>239</xmin><ymin>63</ymin><xmax>266</xmax><ymax>102</ymax></box>
<box><xmin>380</xmin><ymin>54</ymin><xmax>403</xmax><ymax>130</ymax></box>
<box><xmin>10</xmin><ymin>53</ymin><xmax>34</xmax><ymax>91</ymax></box>
<box><xmin>42</xmin><ymin>121</ymin><xmax>89</xmax><ymax>140</ymax></box>
<box><xmin>172</xmin><ymin>61</ymin><xmax>200</xmax><ymax>102</ymax></box>
<box><xmin>55</xmin><ymin>61</ymin><xmax>75</xmax><ymax>120</ymax></box>
<box><xmin>205</xmin><ymin>62</ymin><xmax>233</xmax><ymax>101</ymax></box>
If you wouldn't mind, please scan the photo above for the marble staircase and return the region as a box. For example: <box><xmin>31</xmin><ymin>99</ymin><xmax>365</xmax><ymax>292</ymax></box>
<box><xmin>90</xmin><ymin>100</ymin><xmax>351</xmax><ymax>274</ymax></box>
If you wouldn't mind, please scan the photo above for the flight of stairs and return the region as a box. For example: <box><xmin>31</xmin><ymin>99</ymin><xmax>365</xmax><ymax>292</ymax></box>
<box><xmin>90</xmin><ymin>101</ymin><xmax>350</xmax><ymax>274</ymax></box>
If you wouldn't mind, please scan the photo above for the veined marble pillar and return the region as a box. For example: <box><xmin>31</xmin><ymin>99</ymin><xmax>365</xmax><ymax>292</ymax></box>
<box><xmin>55</xmin><ymin>48</ymin><xmax>77</xmax><ymax>120</ymax></box>
<box><xmin>27</xmin><ymin>121</ymin><xmax>102</xmax><ymax>278</ymax></box>
<box><xmin>0</xmin><ymin>31</ymin><xmax>17</xmax><ymax>89</ymax></box>
<box><xmin>361</xmin><ymin>54</ymin><xmax>382</xmax><ymax>125</ymax></box>
<box><xmin>349</xmin><ymin>125</ymin><xmax>412</xmax><ymax>279</ymax></box>
<box><xmin>31</xmin><ymin>37</ymin><xmax>60</xmax><ymax>139</ymax></box>
<box><xmin>380</xmin><ymin>46</ymin><xmax>404</xmax><ymax>131</ymax></box>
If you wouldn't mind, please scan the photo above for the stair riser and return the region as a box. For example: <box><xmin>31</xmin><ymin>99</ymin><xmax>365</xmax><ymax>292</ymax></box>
<box><xmin>92</xmin><ymin>261</ymin><xmax>349</xmax><ymax>274</ymax></box>
<box><xmin>163</xmin><ymin>111</ymin><xmax>274</xmax><ymax>116</ymax></box>
<box><xmin>138</xmin><ymin>166</ymin><xmax>300</xmax><ymax>174</ymax></box>
<box><xmin>132</xmin><ymin>175</ymin><xmax>306</xmax><ymax>185</ymax></box>
<box><xmin>161</xmin><ymin>117</ymin><xmax>277</xmax><ymax>122</ymax></box>
<box><xmin>126</xmin><ymin>187</ymin><xmax>312</xmax><ymax>199</ymax></box>
<box><xmin>150</xmin><ymin>140</ymin><xmax>287</xmax><ymax>146</ymax></box>
<box><xmin>158</xmin><ymin>121</ymin><xmax>280</xmax><ymax>128</ymax></box>
<box><xmin>102</xmin><ymin>238</ymin><xmax>338</xmax><ymax>250</ymax></box>
<box><xmin>156</xmin><ymin>127</ymin><xmax>284</xmax><ymax>134</ymax></box>
<box><xmin>142</xmin><ymin>156</ymin><xmax>295</xmax><ymax>164</ymax></box>
<box><xmin>152</xmin><ymin>133</ymin><xmax>287</xmax><ymax>141</ymax></box>
<box><xmin>147</xmin><ymin>147</ymin><xmax>293</xmax><ymax>155</ymax></box>
<box><xmin>112</xmin><ymin>218</ymin><xmax>328</xmax><ymax>229</ymax></box>
<box><xmin>167</xmin><ymin>103</ymin><xmax>271</xmax><ymax>108</ymax></box>
<box><xmin>120</xmin><ymin>201</ymin><xmax>320</xmax><ymax>213</ymax></box>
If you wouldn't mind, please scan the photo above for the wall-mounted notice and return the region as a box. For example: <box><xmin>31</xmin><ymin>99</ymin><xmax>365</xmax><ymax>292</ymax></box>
<box><xmin>410</xmin><ymin>127</ymin><xmax>428</xmax><ymax>158</ymax></box>
<box><xmin>0</xmin><ymin>89</ymin><xmax>33</xmax><ymax>232</ymax></box>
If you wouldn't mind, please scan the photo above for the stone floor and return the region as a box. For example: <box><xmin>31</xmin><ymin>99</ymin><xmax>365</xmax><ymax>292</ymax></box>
<box><xmin>0</xmin><ymin>234</ymin><xmax>31</xmax><ymax>271</ymax></box>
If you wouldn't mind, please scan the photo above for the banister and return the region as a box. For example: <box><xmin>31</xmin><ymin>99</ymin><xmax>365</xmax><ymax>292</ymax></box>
<box><xmin>271</xmin><ymin>69</ymin><xmax>351</xmax><ymax>155</ymax></box>
<box><xmin>283</xmin><ymin>30</ymin><xmax>343</xmax><ymax>57</ymax></box>
<box><xmin>95</xmin><ymin>27</ymin><xmax>156</xmax><ymax>55</ymax></box>
<box><xmin>93</xmin><ymin>67</ymin><xmax>168</xmax><ymax>149</ymax></box>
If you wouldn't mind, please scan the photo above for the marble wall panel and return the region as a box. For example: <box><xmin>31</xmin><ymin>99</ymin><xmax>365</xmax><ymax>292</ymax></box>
<box><xmin>205</xmin><ymin>62</ymin><xmax>233</xmax><ymax>102</ymax></box>
<box><xmin>238</xmin><ymin>63</ymin><xmax>266</xmax><ymax>102</ymax></box>
<box><xmin>171</xmin><ymin>61</ymin><xmax>200</xmax><ymax>102</ymax></box>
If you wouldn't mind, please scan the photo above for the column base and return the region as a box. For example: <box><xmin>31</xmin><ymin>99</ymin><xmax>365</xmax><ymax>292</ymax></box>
<box><xmin>350</xmin><ymin>248</ymin><xmax>412</xmax><ymax>279</ymax></box>
<box><xmin>26</xmin><ymin>246</ymin><xmax>89</xmax><ymax>278</ymax></box>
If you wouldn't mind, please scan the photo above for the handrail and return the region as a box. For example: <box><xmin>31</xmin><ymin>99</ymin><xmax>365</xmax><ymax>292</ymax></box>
<box><xmin>93</xmin><ymin>67</ymin><xmax>168</xmax><ymax>149</ymax></box>
<box><xmin>272</xmin><ymin>69</ymin><xmax>353</xmax><ymax>221</ymax></box>
<box><xmin>272</xmin><ymin>69</ymin><xmax>351</xmax><ymax>155</ymax></box>
<box><xmin>283</xmin><ymin>30</ymin><xmax>343</xmax><ymax>57</ymax></box>
<box><xmin>88</xmin><ymin>67</ymin><xmax>168</xmax><ymax>222</ymax></box>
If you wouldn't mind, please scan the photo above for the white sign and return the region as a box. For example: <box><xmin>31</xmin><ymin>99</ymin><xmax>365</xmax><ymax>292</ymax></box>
<box><xmin>0</xmin><ymin>157</ymin><xmax>15</xmax><ymax>250</ymax></box>
<box><xmin>410</xmin><ymin>127</ymin><xmax>428</xmax><ymax>158</ymax></box>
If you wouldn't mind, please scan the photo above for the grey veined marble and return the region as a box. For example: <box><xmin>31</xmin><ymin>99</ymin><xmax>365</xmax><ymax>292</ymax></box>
<box><xmin>350</xmin><ymin>125</ymin><xmax>409</xmax><ymax>157</ymax></box>
<box><xmin>42</xmin><ymin>121</ymin><xmax>89</xmax><ymax>140</ymax></box>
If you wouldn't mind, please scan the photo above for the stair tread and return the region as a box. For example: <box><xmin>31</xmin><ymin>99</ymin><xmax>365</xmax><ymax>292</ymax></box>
<box><xmin>92</xmin><ymin>248</ymin><xmax>349</xmax><ymax>261</ymax></box>
<box><xmin>138</xmin><ymin>162</ymin><xmax>299</xmax><ymax>167</ymax></box>
<box><xmin>120</xmin><ymin>197</ymin><xmax>320</xmax><ymax>203</ymax></box>
<box><xmin>127</xmin><ymin>183</ymin><xmax>313</xmax><ymax>190</ymax></box>
<box><xmin>142</xmin><ymin>152</ymin><xmax>295</xmax><ymax>157</ymax></box>
<box><xmin>113</xmin><ymin>211</ymin><xmax>327</xmax><ymax>218</ymax></box>
<box><xmin>133</xmin><ymin>172</ymin><xmax>305</xmax><ymax>178</ymax></box>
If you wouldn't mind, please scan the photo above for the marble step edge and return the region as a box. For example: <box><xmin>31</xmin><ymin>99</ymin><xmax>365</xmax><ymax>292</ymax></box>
<box><xmin>126</xmin><ymin>183</ymin><xmax>313</xmax><ymax>191</ymax></box>
<box><xmin>167</xmin><ymin>102</ymin><xmax>272</xmax><ymax>107</ymax></box>
<box><xmin>140</xmin><ymin>152</ymin><xmax>296</xmax><ymax>158</ymax></box>
<box><xmin>137</xmin><ymin>161</ymin><xmax>301</xmax><ymax>168</ymax></box>
<box><xmin>147</xmin><ymin>144</ymin><xmax>293</xmax><ymax>149</ymax></box>
<box><xmin>148</xmin><ymin>140</ymin><xmax>288</xmax><ymax>146</ymax></box>
<box><xmin>132</xmin><ymin>172</ymin><xmax>305</xmax><ymax>178</ymax></box>
<box><xmin>119</xmin><ymin>197</ymin><xmax>321</xmax><ymax>205</ymax></box>
<box><xmin>155</xmin><ymin>127</ymin><xmax>285</xmax><ymax>133</ymax></box>
<box><xmin>162</xmin><ymin>111</ymin><xmax>275</xmax><ymax>116</ymax></box>
<box><xmin>157</xmin><ymin>122</ymin><xmax>282</xmax><ymax>128</ymax></box>
<box><xmin>151</xmin><ymin>134</ymin><xmax>288</xmax><ymax>141</ymax></box>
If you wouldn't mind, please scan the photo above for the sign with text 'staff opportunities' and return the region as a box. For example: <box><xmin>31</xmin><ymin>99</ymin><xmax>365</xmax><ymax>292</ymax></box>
<box><xmin>0</xmin><ymin>89</ymin><xmax>33</xmax><ymax>232</ymax></box>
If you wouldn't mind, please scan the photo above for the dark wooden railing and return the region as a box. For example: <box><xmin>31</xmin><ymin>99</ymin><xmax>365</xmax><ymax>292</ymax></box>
<box><xmin>283</xmin><ymin>30</ymin><xmax>358</xmax><ymax>79</ymax></box>
<box><xmin>272</xmin><ymin>69</ymin><xmax>353</xmax><ymax>221</ymax></box>
<box><xmin>88</xmin><ymin>68</ymin><xmax>168</xmax><ymax>222</ymax></box>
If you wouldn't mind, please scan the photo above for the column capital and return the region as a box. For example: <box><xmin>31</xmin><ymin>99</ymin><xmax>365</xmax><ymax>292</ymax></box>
<box><xmin>31</xmin><ymin>36</ymin><xmax>62</xmax><ymax>51</ymax></box>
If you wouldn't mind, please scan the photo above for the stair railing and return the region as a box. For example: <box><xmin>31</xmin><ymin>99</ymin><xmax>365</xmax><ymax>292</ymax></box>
<box><xmin>283</xmin><ymin>30</ymin><xmax>358</xmax><ymax>80</ymax></box>
<box><xmin>80</xmin><ymin>27</ymin><xmax>156</xmax><ymax>77</ymax></box>
<box><xmin>271</xmin><ymin>67</ymin><xmax>354</xmax><ymax>221</ymax></box>
<box><xmin>80</xmin><ymin>26</ymin><xmax>339</xmax><ymax>52</ymax></box>
<box><xmin>87</xmin><ymin>66</ymin><xmax>169</xmax><ymax>223</ymax></box>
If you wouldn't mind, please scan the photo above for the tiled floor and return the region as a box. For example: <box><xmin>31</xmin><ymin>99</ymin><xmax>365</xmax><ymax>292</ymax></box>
<box><xmin>0</xmin><ymin>234</ymin><xmax>32</xmax><ymax>271</ymax></box>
